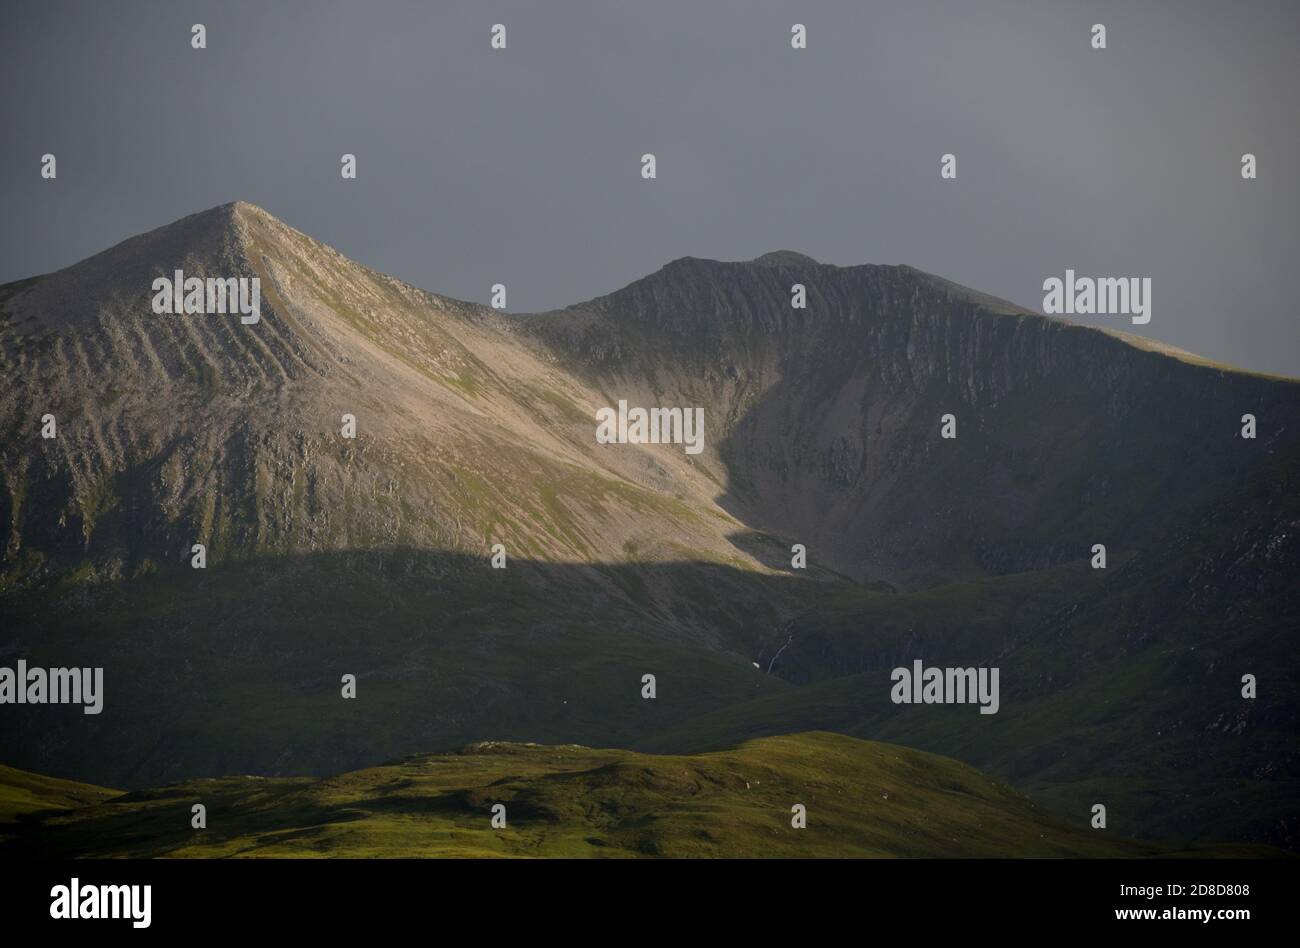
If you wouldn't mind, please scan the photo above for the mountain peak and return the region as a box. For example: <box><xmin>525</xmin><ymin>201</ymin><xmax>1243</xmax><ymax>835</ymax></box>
<box><xmin>198</xmin><ymin>199</ymin><xmax>270</xmax><ymax>220</ymax></box>
<box><xmin>225</xmin><ymin>200</ymin><xmax>283</xmax><ymax>229</ymax></box>
<box><xmin>152</xmin><ymin>200</ymin><xmax>281</xmax><ymax>245</ymax></box>
<box><xmin>750</xmin><ymin>250</ymin><xmax>820</xmax><ymax>267</ymax></box>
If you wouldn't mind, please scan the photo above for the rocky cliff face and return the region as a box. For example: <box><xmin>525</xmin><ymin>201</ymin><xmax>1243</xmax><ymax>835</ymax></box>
<box><xmin>525</xmin><ymin>252</ymin><xmax>1300</xmax><ymax>589</ymax></box>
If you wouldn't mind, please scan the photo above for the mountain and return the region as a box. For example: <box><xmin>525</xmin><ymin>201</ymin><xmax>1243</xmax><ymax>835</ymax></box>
<box><xmin>1</xmin><ymin>202</ymin><xmax>1296</xmax><ymax>853</ymax></box>
<box><xmin>0</xmin><ymin>202</ymin><xmax>760</xmax><ymax>580</ymax></box>
<box><xmin>530</xmin><ymin>252</ymin><xmax>1300</xmax><ymax>590</ymax></box>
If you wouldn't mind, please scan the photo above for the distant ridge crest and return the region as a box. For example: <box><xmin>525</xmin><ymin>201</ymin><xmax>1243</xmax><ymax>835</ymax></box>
<box><xmin>751</xmin><ymin>250</ymin><xmax>820</xmax><ymax>267</ymax></box>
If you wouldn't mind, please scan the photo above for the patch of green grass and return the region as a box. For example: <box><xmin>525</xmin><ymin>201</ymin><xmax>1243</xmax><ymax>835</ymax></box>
<box><xmin>78</xmin><ymin>474</ymin><xmax>119</xmax><ymax>543</ymax></box>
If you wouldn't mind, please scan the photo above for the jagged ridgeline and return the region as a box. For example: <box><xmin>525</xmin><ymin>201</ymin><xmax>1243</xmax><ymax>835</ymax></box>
<box><xmin>0</xmin><ymin>203</ymin><xmax>1297</xmax><ymax>851</ymax></box>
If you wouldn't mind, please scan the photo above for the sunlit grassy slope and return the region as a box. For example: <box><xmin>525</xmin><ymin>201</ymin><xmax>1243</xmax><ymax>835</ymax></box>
<box><xmin>0</xmin><ymin>733</ymin><xmax>1275</xmax><ymax>859</ymax></box>
<box><xmin>0</xmin><ymin>765</ymin><xmax>118</xmax><ymax>827</ymax></box>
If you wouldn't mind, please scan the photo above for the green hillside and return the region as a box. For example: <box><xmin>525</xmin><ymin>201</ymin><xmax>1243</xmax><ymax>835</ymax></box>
<box><xmin>1</xmin><ymin>733</ymin><xmax>1272</xmax><ymax>859</ymax></box>
<box><xmin>0</xmin><ymin>765</ymin><xmax>118</xmax><ymax>827</ymax></box>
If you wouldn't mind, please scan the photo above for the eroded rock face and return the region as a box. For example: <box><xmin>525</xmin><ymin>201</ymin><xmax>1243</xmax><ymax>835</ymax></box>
<box><xmin>4</xmin><ymin>205</ymin><xmax>1298</xmax><ymax>594</ymax></box>
<box><xmin>526</xmin><ymin>251</ymin><xmax>1300</xmax><ymax>589</ymax></box>
<box><xmin>0</xmin><ymin>205</ymin><xmax>757</xmax><ymax>587</ymax></box>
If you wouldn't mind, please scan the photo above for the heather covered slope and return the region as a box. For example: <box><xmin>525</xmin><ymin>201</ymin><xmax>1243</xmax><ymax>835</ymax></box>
<box><xmin>1</xmin><ymin>202</ymin><xmax>1296</xmax><ymax>853</ymax></box>
<box><xmin>1</xmin><ymin>733</ymin><xmax>1272</xmax><ymax>859</ymax></box>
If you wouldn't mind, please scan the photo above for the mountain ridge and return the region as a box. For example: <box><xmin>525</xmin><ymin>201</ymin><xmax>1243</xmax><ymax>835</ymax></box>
<box><xmin>5</xmin><ymin>199</ymin><xmax>1296</xmax><ymax>605</ymax></box>
<box><xmin>2</xmin><ymin>201</ymin><xmax>1296</xmax><ymax>850</ymax></box>
<box><xmin>18</xmin><ymin>200</ymin><xmax>1291</xmax><ymax>380</ymax></box>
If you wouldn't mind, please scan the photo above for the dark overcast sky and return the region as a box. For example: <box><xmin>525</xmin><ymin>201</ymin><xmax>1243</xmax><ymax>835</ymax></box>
<box><xmin>3</xmin><ymin>0</ymin><xmax>1297</xmax><ymax>376</ymax></box>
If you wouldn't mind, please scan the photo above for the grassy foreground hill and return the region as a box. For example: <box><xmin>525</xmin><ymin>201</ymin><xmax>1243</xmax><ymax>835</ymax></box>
<box><xmin>0</xmin><ymin>732</ymin><xmax>1274</xmax><ymax>859</ymax></box>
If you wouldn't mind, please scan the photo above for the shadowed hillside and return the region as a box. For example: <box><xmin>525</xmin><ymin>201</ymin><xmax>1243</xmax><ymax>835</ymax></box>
<box><xmin>1</xmin><ymin>539</ymin><xmax>1294</xmax><ymax>848</ymax></box>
